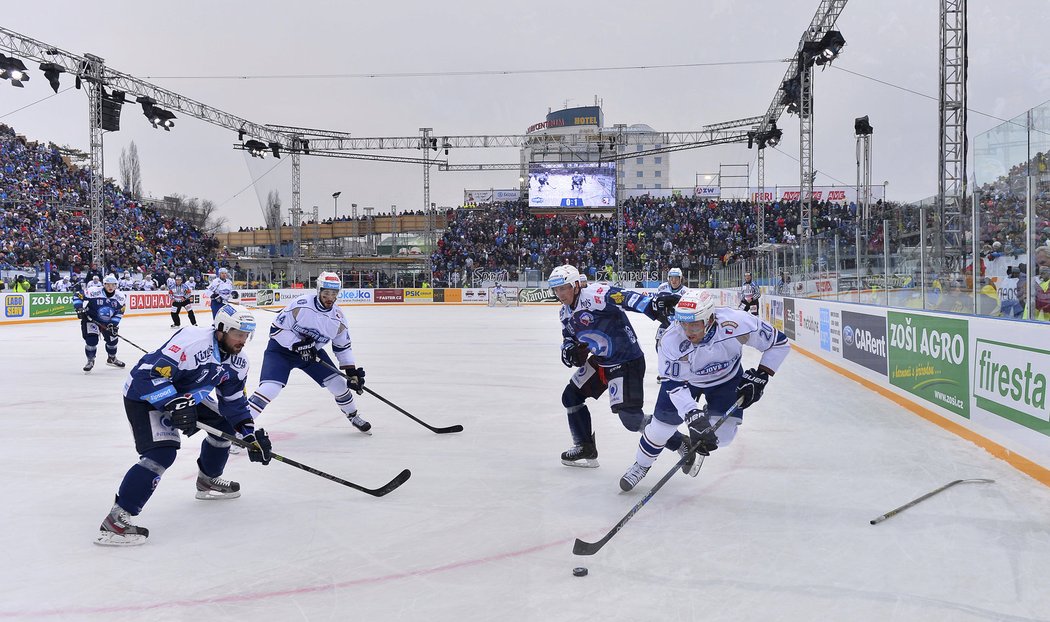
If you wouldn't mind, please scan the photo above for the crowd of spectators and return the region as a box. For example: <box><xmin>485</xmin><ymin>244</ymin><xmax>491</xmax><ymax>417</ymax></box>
<box><xmin>0</xmin><ymin>123</ymin><xmax>228</xmax><ymax>284</ymax></box>
<box><xmin>430</xmin><ymin>196</ymin><xmax>916</xmax><ymax>286</ymax></box>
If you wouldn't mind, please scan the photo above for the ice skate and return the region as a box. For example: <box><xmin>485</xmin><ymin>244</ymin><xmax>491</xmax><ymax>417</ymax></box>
<box><xmin>619</xmin><ymin>462</ymin><xmax>650</xmax><ymax>492</ymax></box>
<box><xmin>348</xmin><ymin>413</ymin><xmax>372</xmax><ymax>435</ymax></box>
<box><xmin>195</xmin><ymin>472</ymin><xmax>241</xmax><ymax>500</ymax></box>
<box><xmin>170</xmin><ymin>324</ymin><xmax>179</xmax><ymax>329</ymax></box>
<box><xmin>106</xmin><ymin>355</ymin><xmax>126</xmax><ymax>368</ymax></box>
<box><xmin>95</xmin><ymin>502</ymin><xmax>148</xmax><ymax>546</ymax></box>
<box><xmin>83</xmin><ymin>358</ymin><xmax>95</xmax><ymax>373</ymax></box>
<box><xmin>561</xmin><ymin>434</ymin><xmax>599</xmax><ymax>468</ymax></box>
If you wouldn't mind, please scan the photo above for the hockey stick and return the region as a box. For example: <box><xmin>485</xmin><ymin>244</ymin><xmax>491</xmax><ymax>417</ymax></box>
<box><xmin>315</xmin><ymin>359</ymin><xmax>464</xmax><ymax>434</ymax></box>
<box><xmin>196</xmin><ymin>421</ymin><xmax>411</xmax><ymax>497</ymax></box>
<box><xmin>869</xmin><ymin>478</ymin><xmax>994</xmax><ymax>525</ymax></box>
<box><xmin>573</xmin><ymin>400</ymin><xmax>743</xmax><ymax>556</ymax></box>
<box><xmin>114</xmin><ymin>332</ymin><xmax>152</xmax><ymax>355</ymax></box>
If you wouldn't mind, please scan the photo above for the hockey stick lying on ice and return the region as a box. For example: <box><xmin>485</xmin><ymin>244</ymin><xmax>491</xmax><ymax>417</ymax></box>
<box><xmin>247</xmin><ymin>305</ymin><xmax>463</xmax><ymax>434</ymax></box>
<box><xmin>573</xmin><ymin>399</ymin><xmax>744</xmax><ymax>556</ymax></box>
<box><xmin>869</xmin><ymin>478</ymin><xmax>994</xmax><ymax>525</ymax></box>
<box><xmin>196</xmin><ymin>421</ymin><xmax>411</xmax><ymax>497</ymax></box>
<box><xmin>315</xmin><ymin>359</ymin><xmax>465</xmax><ymax>434</ymax></box>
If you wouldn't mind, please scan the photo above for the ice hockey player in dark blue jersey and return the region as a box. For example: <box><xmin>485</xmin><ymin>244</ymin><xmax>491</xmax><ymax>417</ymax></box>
<box><xmin>550</xmin><ymin>264</ymin><xmax>682</xmax><ymax>468</ymax></box>
<box><xmin>94</xmin><ymin>304</ymin><xmax>272</xmax><ymax>546</ymax></box>
<box><xmin>73</xmin><ymin>274</ymin><xmax>126</xmax><ymax>372</ymax></box>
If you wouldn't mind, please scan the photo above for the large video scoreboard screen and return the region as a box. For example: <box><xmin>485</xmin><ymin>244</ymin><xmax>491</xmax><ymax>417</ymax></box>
<box><xmin>527</xmin><ymin>162</ymin><xmax>616</xmax><ymax>209</ymax></box>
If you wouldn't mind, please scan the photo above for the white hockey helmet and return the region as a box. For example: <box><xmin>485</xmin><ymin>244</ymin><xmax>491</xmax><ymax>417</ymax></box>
<box><xmin>317</xmin><ymin>271</ymin><xmax>341</xmax><ymax>294</ymax></box>
<box><xmin>667</xmin><ymin>268</ymin><xmax>683</xmax><ymax>279</ymax></box>
<box><xmin>674</xmin><ymin>290</ymin><xmax>717</xmax><ymax>323</ymax></box>
<box><xmin>213</xmin><ymin>304</ymin><xmax>257</xmax><ymax>335</ymax></box>
<box><xmin>103</xmin><ymin>274</ymin><xmax>118</xmax><ymax>285</ymax></box>
<box><xmin>548</xmin><ymin>265</ymin><xmax>582</xmax><ymax>288</ymax></box>
<box><xmin>218</xmin><ymin>267</ymin><xmax>230</xmax><ymax>276</ymax></box>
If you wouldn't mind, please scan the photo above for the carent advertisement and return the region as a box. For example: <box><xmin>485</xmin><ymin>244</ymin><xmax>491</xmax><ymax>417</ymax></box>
<box><xmin>841</xmin><ymin>311</ymin><xmax>888</xmax><ymax>375</ymax></box>
<box><xmin>374</xmin><ymin>289</ymin><xmax>404</xmax><ymax>303</ymax></box>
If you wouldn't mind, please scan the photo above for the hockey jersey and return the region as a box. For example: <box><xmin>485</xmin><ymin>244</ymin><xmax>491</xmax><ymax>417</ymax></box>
<box><xmin>169</xmin><ymin>283</ymin><xmax>193</xmax><ymax>302</ymax></box>
<box><xmin>657</xmin><ymin>282</ymin><xmax>689</xmax><ymax>296</ymax></box>
<box><xmin>206</xmin><ymin>277</ymin><xmax>237</xmax><ymax>304</ymax></box>
<box><xmin>657</xmin><ymin>307</ymin><xmax>789</xmax><ymax>417</ymax></box>
<box><xmin>73</xmin><ymin>285</ymin><xmax>126</xmax><ymax>327</ymax></box>
<box><xmin>122</xmin><ymin>326</ymin><xmax>252</xmax><ymax>427</ymax></box>
<box><xmin>560</xmin><ymin>283</ymin><xmax>658</xmax><ymax>366</ymax></box>
<box><xmin>740</xmin><ymin>282</ymin><xmax>761</xmax><ymax>303</ymax></box>
<box><xmin>269</xmin><ymin>294</ymin><xmax>356</xmax><ymax>366</ymax></box>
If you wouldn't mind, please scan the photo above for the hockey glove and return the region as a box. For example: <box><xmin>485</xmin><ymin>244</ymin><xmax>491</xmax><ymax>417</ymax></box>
<box><xmin>291</xmin><ymin>339</ymin><xmax>317</xmax><ymax>363</ymax></box>
<box><xmin>230</xmin><ymin>290</ymin><xmax>239</xmax><ymax>300</ymax></box>
<box><xmin>646</xmin><ymin>293</ymin><xmax>681</xmax><ymax>323</ymax></box>
<box><xmin>164</xmin><ymin>395</ymin><xmax>199</xmax><ymax>436</ymax></box>
<box><xmin>74</xmin><ymin>306</ymin><xmax>87</xmax><ymax>320</ymax></box>
<box><xmin>238</xmin><ymin>423</ymin><xmax>273</xmax><ymax>465</ymax></box>
<box><xmin>106</xmin><ymin>323</ymin><xmax>119</xmax><ymax>336</ymax></box>
<box><xmin>684</xmin><ymin>408</ymin><xmax>719</xmax><ymax>456</ymax></box>
<box><xmin>342</xmin><ymin>366</ymin><xmax>366</xmax><ymax>394</ymax></box>
<box><xmin>210</xmin><ymin>293</ymin><xmax>222</xmax><ymax>304</ymax></box>
<box><xmin>561</xmin><ymin>338</ymin><xmax>589</xmax><ymax>368</ymax></box>
<box><xmin>737</xmin><ymin>368</ymin><xmax>770</xmax><ymax>409</ymax></box>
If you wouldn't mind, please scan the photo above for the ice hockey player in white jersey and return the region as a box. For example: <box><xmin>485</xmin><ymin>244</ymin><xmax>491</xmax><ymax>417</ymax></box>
<box><xmin>247</xmin><ymin>271</ymin><xmax>372</xmax><ymax>434</ymax></box>
<box><xmin>206</xmin><ymin>267</ymin><xmax>239</xmax><ymax>317</ymax></box>
<box><xmin>95</xmin><ymin>304</ymin><xmax>271</xmax><ymax>546</ymax></box>
<box><xmin>655</xmin><ymin>267</ymin><xmax>690</xmax><ymax>348</ymax></box>
<box><xmin>73</xmin><ymin>274</ymin><xmax>127</xmax><ymax>372</ymax></box>
<box><xmin>54</xmin><ymin>276</ymin><xmax>72</xmax><ymax>292</ymax></box>
<box><xmin>619</xmin><ymin>290</ymin><xmax>790</xmax><ymax>491</ymax></box>
<box><xmin>493</xmin><ymin>282</ymin><xmax>509</xmax><ymax>305</ymax></box>
<box><xmin>118</xmin><ymin>272</ymin><xmax>134</xmax><ymax>291</ymax></box>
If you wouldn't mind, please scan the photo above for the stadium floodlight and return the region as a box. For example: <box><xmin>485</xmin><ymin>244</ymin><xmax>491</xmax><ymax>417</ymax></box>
<box><xmin>0</xmin><ymin>54</ymin><xmax>30</xmax><ymax>87</ymax></box>
<box><xmin>854</xmin><ymin>115</ymin><xmax>873</xmax><ymax>136</ymax></box>
<box><xmin>766</xmin><ymin>122</ymin><xmax>783</xmax><ymax>147</ymax></box>
<box><xmin>814</xmin><ymin>31</ymin><xmax>846</xmax><ymax>66</ymax></box>
<box><xmin>244</xmin><ymin>139</ymin><xmax>268</xmax><ymax>158</ymax></box>
<box><xmin>150</xmin><ymin>108</ymin><xmax>176</xmax><ymax>130</ymax></box>
<box><xmin>38</xmin><ymin>62</ymin><xmax>64</xmax><ymax>93</ymax></box>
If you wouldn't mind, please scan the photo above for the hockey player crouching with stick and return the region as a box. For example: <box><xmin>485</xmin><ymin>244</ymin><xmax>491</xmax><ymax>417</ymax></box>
<box><xmin>246</xmin><ymin>272</ymin><xmax>372</xmax><ymax>434</ymax></box>
<box><xmin>619</xmin><ymin>290</ymin><xmax>790</xmax><ymax>491</ymax></box>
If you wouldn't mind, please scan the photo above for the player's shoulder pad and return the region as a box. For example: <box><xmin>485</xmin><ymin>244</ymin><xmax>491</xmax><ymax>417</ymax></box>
<box><xmin>578</xmin><ymin>284</ymin><xmax>611</xmax><ymax>310</ymax></box>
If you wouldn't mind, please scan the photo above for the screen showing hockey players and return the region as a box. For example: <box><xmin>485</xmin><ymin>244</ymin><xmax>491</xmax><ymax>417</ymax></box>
<box><xmin>527</xmin><ymin>162</ymin><xmax>616</xmax><ymax>209</ymax></box>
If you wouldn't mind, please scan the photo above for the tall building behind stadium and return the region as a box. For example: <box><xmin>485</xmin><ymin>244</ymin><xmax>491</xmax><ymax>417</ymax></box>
<box><xmin>522</xmin><ymin>105</ymin><xmax>670</xmax><ymax>191</ymax></box>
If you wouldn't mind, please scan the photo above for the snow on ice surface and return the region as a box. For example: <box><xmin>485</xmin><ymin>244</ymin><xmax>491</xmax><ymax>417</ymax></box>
<box><xmin>1</xmin><ymin>305</ymin><xmax>1049</xmax><ymax>622</ymax></box>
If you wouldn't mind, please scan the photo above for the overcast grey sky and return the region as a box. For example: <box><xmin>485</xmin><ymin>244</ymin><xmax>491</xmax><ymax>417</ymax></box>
<box><xmin>3</xmin><ymin>0</ymin><xmax>1049</xmax><ymax>228</ymax></box>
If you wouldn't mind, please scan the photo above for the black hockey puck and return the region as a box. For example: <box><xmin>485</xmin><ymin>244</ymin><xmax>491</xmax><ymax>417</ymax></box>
<box><xmin>572</xmin><ymin>567</ymin><xmax>588</xmax><ymax>577</ymax></box>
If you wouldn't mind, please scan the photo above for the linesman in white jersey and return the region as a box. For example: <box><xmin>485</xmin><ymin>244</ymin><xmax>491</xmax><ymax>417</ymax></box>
<box><xmin>247</xmin><ymin>272</ymin><xmax>372</xmax><ymax>434</ymax></box>
<box><xmin>169</xmin><ymin>275</ymin><xmax>198</xmax><ymax>328</ymax></box>
<box><xmin>620</xmin><ymin>290</ymin><xmax>790</xmax><ymax>491</ymax></box>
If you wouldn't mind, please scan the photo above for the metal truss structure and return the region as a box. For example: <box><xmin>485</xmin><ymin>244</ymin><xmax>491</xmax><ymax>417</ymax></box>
<box><xmin>937</xmin><ymin>0</ymin><xmax>967</xmax><ymax>267</ymax></box>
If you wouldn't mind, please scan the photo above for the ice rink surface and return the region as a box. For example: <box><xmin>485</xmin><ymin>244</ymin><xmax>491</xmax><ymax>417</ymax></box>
<box><xmin>2</xmin><ymin>304</ymin><xmax>1050</xmax><ymax>622</ymax></box>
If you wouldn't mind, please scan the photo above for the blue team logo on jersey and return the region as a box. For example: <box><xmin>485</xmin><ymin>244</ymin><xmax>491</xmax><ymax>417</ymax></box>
<box><xmin>679</xmin><ymin>339</ymin><xmax>692</xmax><ymax>353</ymax></box>
<box><xmin>97</xmin><ymin>306</ymin><xmax>114</xmax><ymax>320</ymax></box>
<box><xmin>578</xmin><ymin>331</ymin><xmax>612</xmax><ymax>357</ymax></box>
<box><xmin>608</xmin><ymin>383</ymin><xmax>618</xmax><ymax>397</ymax></box>
<box><xmin>696</xmin><ymin>360</ymin><xmax>734</xmax><ymax>376</ymax></box>
<box><xmin>578</xmin><ymin>312</ymin><xmax>594</xmax><ymax>327</ymax></box>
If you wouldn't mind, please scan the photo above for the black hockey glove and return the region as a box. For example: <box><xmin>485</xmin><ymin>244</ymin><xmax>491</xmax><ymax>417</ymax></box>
<box><xmin>238</xmin><ymin>423</ymin><xmax>272</xmax><ymax>465</ymax></box>
<box><xmin>646</xmin><ymin>293</ymin><xmax>681</xmax><ymax>323</ymax></box>
<box><xmin>230</xmin><ymin>290</ymin><xmax>239</xmax><ymax>300</ymax></box>
<box><xmin>210</xmin><ymin>293</ymin><xmax>221</xmax><ymax>304</ymax></box>
<box><xmin>106</xmin><ymin>323</ymin><xmax>119</xmax><ymax>336</ymax></box>
<box><xmin>737</xmin><ymin>368</ymin><xmax>770</xmax><ymax>409</ymax></box>
<box><xmin>164</xmin><ymin>395</ymin><xmax>199</xmax><ymax>436</ymax></box>
<box><xmin>684</xmin><ymin>408</ymin><xmax>719</xmax><ymax>456</ymax></box>
<box><xmin>561</xmin><ymin>338</ymin><xmax>589</xmax><ymax>368</ymax></box>
<box><xmin>75</xmin><ymin>306</ymin><xmax>87</xmax><ymax>320</ymax></box>
<box><xmin>342</xmin><ymin>366</ymin><xmax>366</xmax><ymax>394</ymax></box>
<box><xmin>291</xmin><ymin>339</ymin><xmax>317</xmax><ymax>362</ymax></box>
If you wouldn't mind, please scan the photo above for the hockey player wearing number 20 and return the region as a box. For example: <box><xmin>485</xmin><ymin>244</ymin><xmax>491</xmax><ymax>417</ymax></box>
<box><xmin>619</xmin><ymin>290</ymin><xmax>790</xmax><ymax>491</ymax></box>
<box><xmin>94</xmin><ymin>304</ymin><xmax>272</xmax><ymax>546</ymax></box>
<box><xmin>247</xmin><ymin>272</ymin><xmax>372</xmax><ymax>434</ymax></box>
<box><xmin>550</xmin><ymin>264</ymin><xmax>682</xmax><ymax>468</ymax></box>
